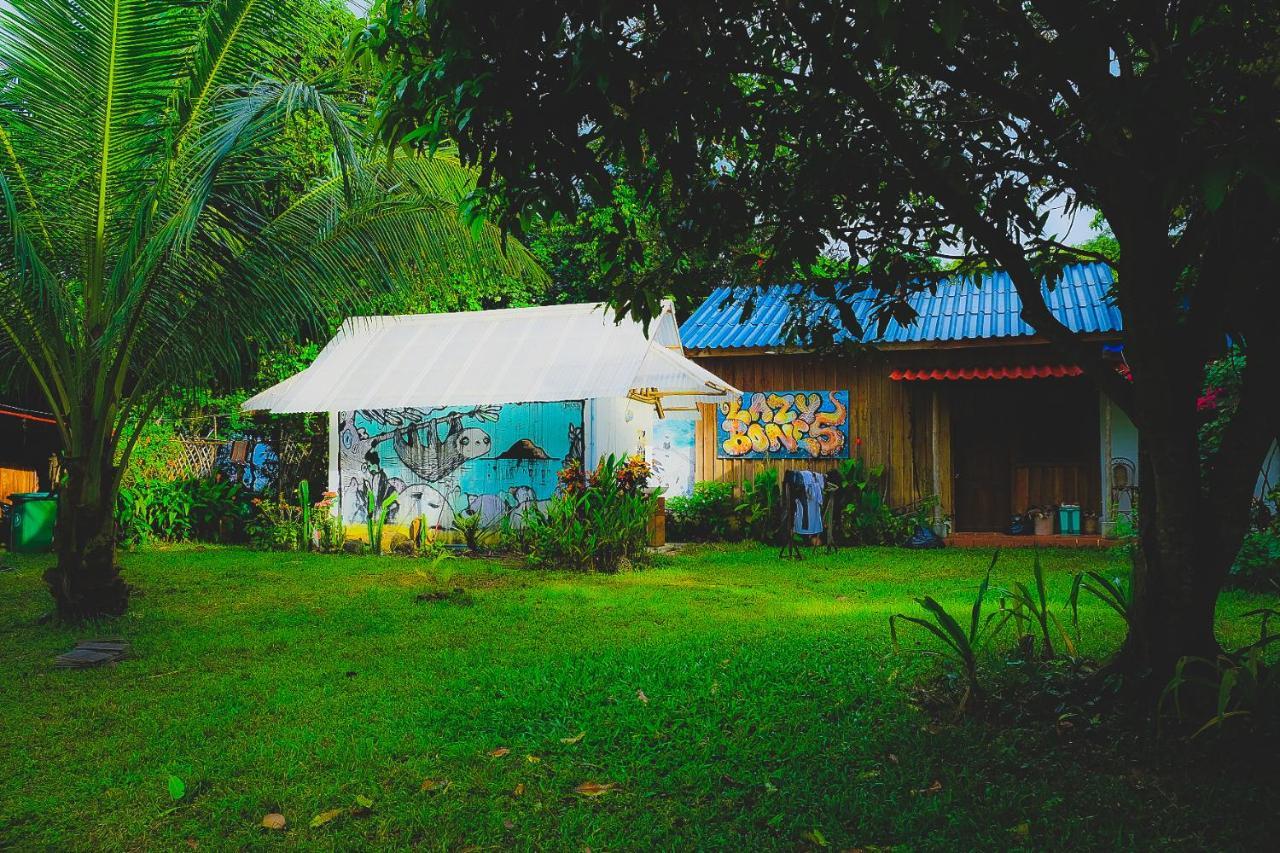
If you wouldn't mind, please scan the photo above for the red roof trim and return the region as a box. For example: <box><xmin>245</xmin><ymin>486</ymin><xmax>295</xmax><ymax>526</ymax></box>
<box><xmin>889</xmin><ymin>365</ymin><xmax>1084</xmax><ymax>381</ymax></box>
<box><xmin>0</xmin><ymin>406</ymin><xmax>56</xmax><ymax>425</ymax></box>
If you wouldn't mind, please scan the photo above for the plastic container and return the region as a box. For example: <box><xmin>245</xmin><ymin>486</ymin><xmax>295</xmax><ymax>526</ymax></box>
<box><xmin>9</xmin><ymin>492</ymin><xmax>57</xmax><ymax>553</ymax></box>
<box><xmin>1056</xmin><ymin>503</ymin><xmax>1082</xmax><ymax>536</ymax></box>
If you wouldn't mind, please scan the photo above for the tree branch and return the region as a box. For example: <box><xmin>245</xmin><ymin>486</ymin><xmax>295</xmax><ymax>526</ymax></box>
<box><xmin>839</xmin><ymin>72</ymin><xmax>1136</xmax><ymax>416</ymax></box>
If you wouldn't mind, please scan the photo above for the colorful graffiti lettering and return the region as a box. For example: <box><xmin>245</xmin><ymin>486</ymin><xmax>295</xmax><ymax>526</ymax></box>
<box><xmin>717</xmin><ymin>390</ymin><xmax>849</xmax><ymax>459</ymax></box>
<box><xmin>337</xmin><ymin>402</ymin><xmax>583</xmax><ymax>530</ymax></box>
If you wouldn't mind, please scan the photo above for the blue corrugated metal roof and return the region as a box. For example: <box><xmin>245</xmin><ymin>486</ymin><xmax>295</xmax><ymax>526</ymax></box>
<box><xmin>680</xmin><ymin>262</ymin><xmax>1121</xmax><ymax>350</ymax></box>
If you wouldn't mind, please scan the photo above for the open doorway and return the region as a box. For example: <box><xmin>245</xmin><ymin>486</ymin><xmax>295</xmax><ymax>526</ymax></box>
<box><xmin>950</xmin><ymin>378</ymin><xmax>1100</xmax><ymax>532</ymax></box>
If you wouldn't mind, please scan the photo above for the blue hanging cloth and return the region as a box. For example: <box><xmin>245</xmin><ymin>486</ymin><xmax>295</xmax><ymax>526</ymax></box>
<box><xmin>792</xmin><ymin>470</ymin><xmax>825</xmax><ymax>536</ymax></box>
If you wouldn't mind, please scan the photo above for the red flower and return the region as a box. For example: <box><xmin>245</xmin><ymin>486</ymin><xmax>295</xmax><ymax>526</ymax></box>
<box><xmin>1197</xmin><ymin>387</ymin><xmax>1223</xmax><ymax>412</ymax></box>
<box><xmin>854</xmin><ymin>436</ymin><xmax>863</xmax><ymax>447</ymax></box>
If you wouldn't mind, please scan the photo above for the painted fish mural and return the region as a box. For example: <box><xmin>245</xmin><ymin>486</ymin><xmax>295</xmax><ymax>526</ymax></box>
<box><xmin>717</xmin><ymin>390</ymin><xmax>850</xmax><ymax>459</ymax></box>
<box><xmin>337</xmin><ymin>402</ymin><xmax>583</xmax><ymax>530</ymax></box>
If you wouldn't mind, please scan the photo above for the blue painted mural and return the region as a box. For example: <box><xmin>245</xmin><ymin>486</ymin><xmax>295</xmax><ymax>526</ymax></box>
<box><xmin>337</xmin><ymin>403</ymin><xmax>584</xmax><ymax>530</ymax></box>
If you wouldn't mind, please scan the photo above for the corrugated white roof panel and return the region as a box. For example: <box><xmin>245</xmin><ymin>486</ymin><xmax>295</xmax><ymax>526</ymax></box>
<box><xmin>244</xmin><ymin>302</ymin><xmax>737</xmax><ymax>413</ymax></box>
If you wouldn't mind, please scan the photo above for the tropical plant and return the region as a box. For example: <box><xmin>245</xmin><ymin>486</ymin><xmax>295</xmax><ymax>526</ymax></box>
<box><xmin>1159</xmin><ymin>607</ymin><xmax>1280</xmax><ymax>738</ymax></box>
<box><xmin>1069</xmin><ymin>569</ymin><xmax>1132</xmax><ymax>640</ymax></box>
<box><xmin>525</xmin><ymin>455</ymin><xmax>659</xmax><ymax>573</ymax></box>
<box><xmin>245</xmin><ymin>494</ymin><xmax>302</xmax><ymax>550</ymax></box>
<box><xmin>297</xmin><ymin>479</ymin><xmax>313</xmax><ymax>551</ymax></box>
<box><xmin>371</xmin><ymin>0</ymin><xmax>1280</xmax><ymax>687</ymax></box>
<box><xmin>990</xmin><ymin>551</ymin><xmax>1075</xmax><ymax>660</ymax></box>
<box><xmin>830</xmin><ymin>458</ymin><xmax>911</xmax><ymax>545</ymax></box>
<box><xmin>116</xmin><ymin>476</ymin><xmax>248</xmax><ymax>544</ymax></box>
<box><xmin>665</xmin><ymin>481</ymin><xmax>738</xmax><ymax>542</ymax></box>
<box><xmin>453</xmin><ymin>512</ymin><xmax>485</xmax><ymax>555</ymax></box>
<box><xmin>890</xmin><ymin>552</ymin><xmax>998</xmax><ymax>709</ymax></box>
<box><xmin>735</xmin><ymin>470</ymin><xmax>780</xmax><ymax>544</ymax></box>
<box><xmin>365</xmin><ymin>491</ymin><xmax>397</xmax><ymax>556</ymax></box>
<box><xmin>0</xmin><ymin>0</ymin><xmax>546</xmax><ymax>618</ymax></box>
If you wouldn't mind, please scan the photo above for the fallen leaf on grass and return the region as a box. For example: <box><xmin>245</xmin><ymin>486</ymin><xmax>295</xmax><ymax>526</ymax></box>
<box><xmin>513</xmin><ymin>783</ymin><xmax>525</xmax><ymax>796</ymax></box>
<box><xmin>352</xmin><ymin>795</ymin><xmax>374</xmax><ymax>816</ymax></box>
<box><xmin>574</xmin><ymin>781</ymin><xmax>617</xmax><ymax>797</ymax></box>
<box><xmin>310</xmin><ymin>809</ymin><xmax>343</xmax><ymax>828</ymax></box>
<box><xmin>185</xmin><ymin>838</ymin><xmax>199</xmax><ymax>849</ymax></box>
<box><xmin>914</xmin><ymin>780</ymin><xmax>943</xmax><ymax>796</ymax></box>
<box><xmin>636</xmin><ymin>689</ymin><xmax>649</xmax><ymax>704</ymax></box>
<box><xmin>802</xmin><ymin>828</ymin><xmax>829</xmax><ymax>847</ymax></box>
<box><xmin>1009</xmin><ymin>821</ymin><xmax>1031</xmax><ymax>837</ymax></box>
<box><xmin>503</xmin><ymin>818</ymin><xmax>515</xmax><ymax>830</ymax></box>
<box><xmin>886</xmin><ymin>753</ymin><xmax>899</xmax><ymax>765</ymax></box>
<box><xmin>488</xmin><ymin>747</ymin><xmax>511</xmax><ymax>758</ymax></box>
<box><xmin>167</xmin><ymin>775</ymin><xmax>186</xmax><ymax>802</ymax></box>
<box><xmin>420</xmin><ymin>779</ymin><xmax>451</xmax><ymax>793</ymax></box>
<box><xmin>260</xmin><ymin>813</ymin><xmax>287</xmax><ymax>831</ymax></box>
<box><xmin>560</xmin><ymin>731</ymin><xmax>586</xmax><ymax>745</ymax></box>
<box><xmin>526</xmin><ymin>754</ymin><xmax>541</xmax><ymax>763</ymax></box>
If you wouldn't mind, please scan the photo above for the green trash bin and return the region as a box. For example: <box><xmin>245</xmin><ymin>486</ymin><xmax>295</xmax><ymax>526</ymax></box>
<box><xmin>9</xmin><ymin>492</ymin><xmax>57</xmax><ymax>553</ymax></box>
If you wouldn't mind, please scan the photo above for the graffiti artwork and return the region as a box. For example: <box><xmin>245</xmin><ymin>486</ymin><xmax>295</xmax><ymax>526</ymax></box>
<box><xmin>337</xmin><ymin>402</ymin><xmax>583</xmax><ymax>530</ymax></box>
<box><xmin>648</xmin><ymin>418</ymin><xmax>696</xmax><ymax>498</ymax></box>
<box><xmin>717</xmin><ymin>390</ymin><xmax>850</xmax><ymax>459</ymax></box>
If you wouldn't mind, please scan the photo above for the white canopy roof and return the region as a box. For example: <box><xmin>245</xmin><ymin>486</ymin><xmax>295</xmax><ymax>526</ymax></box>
<box><xmin>242</xmin><ymin>301</ymin><xmax>739</xmax><ymax>415</ymax></box>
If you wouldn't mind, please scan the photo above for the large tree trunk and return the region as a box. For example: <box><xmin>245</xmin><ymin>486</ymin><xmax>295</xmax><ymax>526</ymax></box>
<box><xmin>1119</xmin><ymin>443</ymin><xmax>1225</xmax><ymax>682</ymax></box>
<box><xmin>43</xmin><ymin>451</ymin><xmax>128</xmax><ymax>620</ymax></box>
<box><xmin>1112</xmin><ymin>335</ymin><xmax>1268</xmax><ymax>687</ymax></box>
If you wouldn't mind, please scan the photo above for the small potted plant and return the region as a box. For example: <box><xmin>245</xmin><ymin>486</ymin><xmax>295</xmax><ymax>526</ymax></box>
<box><xmin>1082</xmin><ymin>510</ymin><xmax>1099</xmax><ymax>535</ymax></box>
<box><xmin>1029</xmin><ymin>506</ymin><xmax>1054</xmax><ymax>537</ymax></box>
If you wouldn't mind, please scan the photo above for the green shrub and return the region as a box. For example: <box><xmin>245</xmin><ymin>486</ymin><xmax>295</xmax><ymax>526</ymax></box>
<box><xmin>1160</xmin><ymin>606</ymin><xmax>1280</xmax><ymax>738</ymax></box>
<box><xmin>524</xmin><ymin>455</ymin><xmax>660</xmax><ymax>573</ymax></box>
<box><xmin>990</xmin><ymin>550</ymin><xmax>1076</xmax><ymax>660</ymax></box>
<box><xmin>665</xmin><ymin>481</ymin><xmax>738</xmax><ymax>542</ymax></box>
<box><xmin>366</xmin><ymin>490</ymin><xmax>398</xmax><ymax>555</ymax></box>
<box><xmin>890</xmin><ymin>552</ymin><xmax>998</xmax><ymax>710</ymax></box>
<box><xmin>830</xmin><ymin>458</ymin><xmax>914</xmax><ymax>545</ymax></box>
<box><xmin>117</xmin><ymin>477</ymin><xmax>249</xmax><ymax>545</ymax></box>
<box><xmin>1231</xmin><ymin>529</ymin><xmax>1280</xmax><ymax>589</ymax></box>
<box><xmin>1229</xmin><ymin>493</ymin><xmax>1280</xmax><ymax>591</ymax></box>
<box><xmin>246</xmin><ymin>495</ymin><xmax>302</xmax><ymax>550</ymax></box>
<box><xmin>736</xmin><ymin>470</ymin><xmax>780</xmax><ymax>543</ymax></box>
<box><xmin>453</xmin><ymin>512</ymin><xmax>486</xmax><ymax>554</ymax></box>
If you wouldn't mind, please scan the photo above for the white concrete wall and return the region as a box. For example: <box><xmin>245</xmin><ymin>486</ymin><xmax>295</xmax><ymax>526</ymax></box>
<box><xmin>585</xmin><ymin>396</ymin><xmax>654</xmax><ymax>467</ymax></box>
<box><xmin>1099</xmin><ymin>393</ymin><xmax>1139</xmax><ymax>536</ymax></box>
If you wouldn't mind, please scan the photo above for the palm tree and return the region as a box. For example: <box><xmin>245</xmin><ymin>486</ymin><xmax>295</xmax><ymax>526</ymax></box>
<box><xmin>0</xmin><ymin>0</ymin><xmax>546</xmax><ymax>619</ymax></box>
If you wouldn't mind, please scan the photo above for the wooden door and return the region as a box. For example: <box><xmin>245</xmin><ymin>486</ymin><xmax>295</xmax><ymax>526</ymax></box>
<box><xmin>950</xmin><ymin>386</ymin><xmax>1012</xmax><ymax>532</ymax></box>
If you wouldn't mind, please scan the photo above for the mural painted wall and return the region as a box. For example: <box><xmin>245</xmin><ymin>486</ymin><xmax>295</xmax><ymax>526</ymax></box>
<box><xmin>717</xmin><ymin>390</ymin><xmax>849</xmax><ymax>459</ymax></box>
<box><xmin>336</xmin><ymin>402</ymin><xmax>583</xmax><ymax>530</ymax></box>
<box><xmin>648</xmin><ymin>418</ymin><xmax>696</xmax><ymax>497</ymax></box>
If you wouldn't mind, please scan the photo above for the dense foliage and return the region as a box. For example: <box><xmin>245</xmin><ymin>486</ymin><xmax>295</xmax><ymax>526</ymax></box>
<box><xmin>116</xmin><ymin>477</ymin><xmax>250</xmax><ymax>546</ymax></box>
<box><xmin>365</xmin><ymin>0</ymin><xmax>1280</xmax><ymax>681</ymax></box>
<box><xmin>0</xmin><ymin>0</ymin><xmax>547</xmax><ymax>618</ymax></box>
<box><xmin>665</xmin><ymin>482</ymin><xmax>739</xmax><ymax>543</ymax></box>
<box><xmin>522</xmin><ymin>455</ymin><xmax>660</xmax><ymax>573</ymax></box>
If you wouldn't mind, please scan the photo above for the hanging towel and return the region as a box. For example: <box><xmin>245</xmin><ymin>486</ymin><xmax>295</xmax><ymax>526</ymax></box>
<box><xmin>793</xmin><ymin>470</ymin><xmax>825</xmax><ymax>535</ymax></box>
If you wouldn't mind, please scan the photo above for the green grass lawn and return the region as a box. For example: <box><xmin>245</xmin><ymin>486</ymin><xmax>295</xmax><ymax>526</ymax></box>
<box><xmin>0</xmin><ymin>544</ymin><xmax>1276</xmax><ymax>850</ymax></box>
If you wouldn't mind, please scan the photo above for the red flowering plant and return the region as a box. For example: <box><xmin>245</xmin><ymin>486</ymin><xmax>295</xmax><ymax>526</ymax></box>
<box><xmin>557</xmin><ymin>459</ymin><xmax>588</xmax><ymax>496</ymax></box>
<box><xmin>1199</xmin><ymin>347</ymin><xmax>1244</xmax><ymax>466</ymax></box>
<box><xmin>615</xmin><ymin>454</ymin><xmax>653</xmax><ymax>495</ymax></box>
<box><xmin>529</xmin><ymin>454</ymin><xmax>663</xmax><ymax>573</ymax></box>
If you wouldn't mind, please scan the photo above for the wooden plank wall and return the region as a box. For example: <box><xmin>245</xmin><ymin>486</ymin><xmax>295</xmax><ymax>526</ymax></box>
<box><xmin>0</xmin><ymin>467</ymin><xmax>39</xmax><ymax>503</ymax></box>
<box><xmin>690</xmin><ymin>354</ymin><xmax>952</xmax><ymax>517</ymax></box>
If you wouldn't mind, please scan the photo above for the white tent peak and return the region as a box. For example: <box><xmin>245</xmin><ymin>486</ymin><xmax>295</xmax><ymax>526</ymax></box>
<box><xmin>242</xmin><ymin>301</ymin><xmax>738</xmax><ymax>415</ymax></box>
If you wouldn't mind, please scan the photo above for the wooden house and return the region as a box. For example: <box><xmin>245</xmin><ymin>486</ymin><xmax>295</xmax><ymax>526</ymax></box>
<box><xmin>679</xmin><ymin>263</ymin><xmax>1139</xmax><ymax>536</ymax></box>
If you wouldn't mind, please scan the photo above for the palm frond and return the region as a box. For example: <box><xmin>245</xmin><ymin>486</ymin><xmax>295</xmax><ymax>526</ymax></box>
<box><xmin>0</xmin><ymin>0</ymin><xmax>197</xmax><ymax>258</ymax></box>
